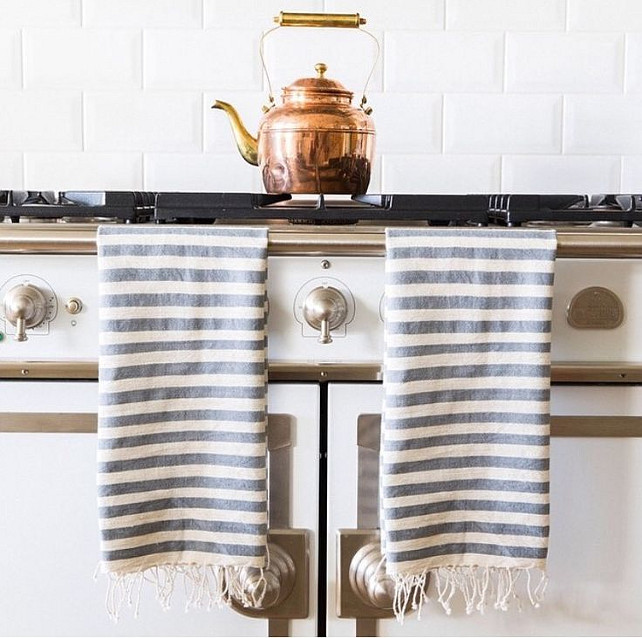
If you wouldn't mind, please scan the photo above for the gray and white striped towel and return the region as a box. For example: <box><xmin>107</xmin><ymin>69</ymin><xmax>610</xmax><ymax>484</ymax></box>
<box><xmin>97</xmin><ymin>225</ymin><xmax>268</xmax><ymax>618</ymax></box>
<box><xmin>382</xmin><ymin>227</ymin><xmax>557</xmax><ymax>618</ymax></box>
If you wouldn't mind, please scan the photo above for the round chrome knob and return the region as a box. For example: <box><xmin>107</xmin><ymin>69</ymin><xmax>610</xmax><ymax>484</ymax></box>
<box><xmin>65</xmin><ymin>297</ymin><xmax>83</xmax><ymax>315</ymax></box>
<box><xmin>302</xmin><ymin>286</ymin><xmax>348</xmax><ymax>344</ymax></box>
<box><xmin>349</xmin><ymin>542</ymin><xmax>395</xmax><ymax>610</ymax></box>
<box><xmin>231</xmin><ymin>542</ymin><xmax>296</xmax><ymax>612</ymax></box>
<box><xmin>3</xmin><ymin>284</ymin><xmax>48</xmax><ymax>342</ymax></box>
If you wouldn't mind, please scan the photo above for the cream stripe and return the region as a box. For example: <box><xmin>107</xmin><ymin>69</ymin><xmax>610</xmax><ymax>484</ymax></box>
<box><xmin>384</xmin><ymin>331</ymin><xmax>551</xmax><ymax>347</ymax></box>
<box><xmin>99</xmin><ymin>488</ymin><xmax>267</xmax><ymax>508</ymax></box>
<box><xmin>102</xmin><ymin>530</ymin><xmax>265</xmax><ymax>552</ymax></box>
<box><xmin>382</xmin><ymin>443</ymin><xmax>549</xmax><ymax>464</ymax></box>
<box><xmin>388</xmin><ymin>236</ymin><xmax>556</xmax><ymax>250</ymax></box>
<box><xmin>98</xmin><ymin>464</ymin><xmax>265</xmax><ymax>484</ymax></box>
<box><xmin>386</xmin><ymin>308</ymin><xmax>552</xmax><ymax>321</ymax></box>
<box><xmin>102</xmin><ymin>374</ymin><xmax>266</xmax><ymax>393</ymax></box>
<box><xmin>386</xmin><ymin>258</ymin><xmax>555</xmax><ymax>273</ymax></box>
<box><xmin>100</xmin><ymin>350</ymin><xmax>264</xmax><ymax>366</ymax></box>
<box><xmin>386</xmin><ymin>509</ymin><xmax>549</xmax><ymax>531</ymax></box>
<box><xmin>386</xmin><ymin>283</ymin><xmax>552</xmax><ymax>297</ymax></box>
<box><xmin>99</xmin><ymin>233</ymin><xmax>267</xmax><ymax>248</ymax></box>
<box><xmin>384</xmin><ymin>351</ymin><xmax>549</xmax><ymax>369</ymax></box>
<box><xmin>100</xmin><ymin>306</ymin><xmax>265</xmax><ymax>320</ymax></box>
<box><xmin>100</xmin><ymin>255</ymin><xmax>265</xmax><ymax>270</ymax></box>
<box><xmin>384</xmin><ymin>399</ymin><xmax>549</xmax><ymax>420</ymax></box>
<box><xmin>388</xmin><ymin>532</ymin><xmax>549</xmax><ymax>553</ymax></box>
<box><xmin>100</xmin><ymin>396</ymin><xmax>265</xmax><ymax>418</ymax></box>
<box><xmin>384</xmin><ymin>488</ymin><xmax>549</xmax><ymax>507</ymax></box>
<box><xmin>385</xmin><ymin>376</ymin><xmax>550</xmax><ymax>395</ymax></box>
<box><xmin>97</xmin><ymin>440</ymin><xmax>265</xmax><ymax>462</ymax></box>
<box><xmin>383</xmin><ymin>466</ymin><xmax>548</xmax><ymax>487</ymax></box>
<box><xmin>385</xmin><ymin>422</ymin><xmax>549</xmax><ymax>440</ymax></box>
<box><xmin>100</xmin><ymin>280</ymin><xmax>264</xmax><ymax>295</ymax></box>
<box><xmin>100</xmin><ymin>330</ymin><xmax>264</xmax><ymax>345</ymax></box>
<box><xmin>102</xmin><ymin>419</ymin><xmax>266</xmax><ymax>437</ymax></box>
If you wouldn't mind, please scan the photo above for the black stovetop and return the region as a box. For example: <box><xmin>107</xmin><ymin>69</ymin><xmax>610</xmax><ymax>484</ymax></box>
<box><xmin>2</xmin><ymin>190</ymin><xmax>642</xmax><ymax>226</ymax></box>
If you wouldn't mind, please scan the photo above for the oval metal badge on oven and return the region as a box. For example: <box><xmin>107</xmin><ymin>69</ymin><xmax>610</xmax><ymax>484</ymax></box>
<box><xmin>567</xmin><ymin>286</ymin><xmax>624</xmax><ymax>329</ymax></box>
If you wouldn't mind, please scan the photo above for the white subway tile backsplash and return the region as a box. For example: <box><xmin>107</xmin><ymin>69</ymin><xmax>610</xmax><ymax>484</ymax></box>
<box><xmin>24</xmin><ymin>152</ymin><xmax>142</xmax><ymax>190</ymax></box>
<box><xmin>204</xmin><ymin>0</ymin><xmax>322</xmax><ymax>29</ymax></box>
<box><xmin>447</xmin><ymin>0</ymin><xmax>566</xmax><ymax>31</ymax></box>
<box><xmin>568</xmin><ymin>0</ymin><xmax>642</xmax><ymax>31</ymax></box>
<box><xmin>625</xmin><ymin>35</ymin><xmax>642</xmax><ymax>93</ymax></box>
<box><xmin>0</xmin><ymin>91</ymin><xmax>82</xmax><ymax>151</ymax></box>
<box><xmin>621</xmin><ymin>157</ymin><xmax>642</xmax><ymax>191</ymax></box>
<box><xmin>565</xmin><ymin>96</ymin><xmax>642</xmax><ymax>154</ymax></box>
<box><xmin>502</xmin><ymin>155</ymin><xmax>620</xmax><ymax>192</ymax></box>
<box><xmin>205</xmin><ymin>91</ymin><xmax>265</xmax><ymax>154</ymax></box>
<box><xmin>0</xmin><ymin>30</ymin><xmax>21</xmax><ymax>89</ymax></box>
<box><xmin>145</xmin><ymin>153</ymin><xmax>261</xmax><ymax>192</ymax></box>
<box><xmin>0</xmin><ymin>0</ymin><xmax>80</xmax><ymax>26</ymax></box>
<box><xmin>444</xmin><ymin>95</ymin><xmax>562</xmax><ymax>154</ymax></box>
<box><xmin>144</xmin><ymin>30</ymin><xmax>260</xmax><ymax>91</ymax></box>
<box><xmin>261</xmin><ymin>27</ymin><xmax>383</xmax><ymax>94</ymax></box>
<box><xmin>506</xmin><ymin>34</ymin><xmax>623</xmax><ymax>93</ymax></box>
<box><xmin>83</xmin><ymin>0</ymin><xmax>202</xmax><ymax>28</ymax></box>
<box><xmin>84</xmin><ymin>92</ymin><xmax>202</xmax><ymax>152</ymax></box>
<box><xmin>24</xmin><ymin>29</ymin><xmax>141</xmax><ymax>89</ymax></box>
<box><xmin>382</xmin><ymin>154</ymin><xmax>500</xmax><ymax>193</ymax></box>
<box><xmin>0</xmin><ymin>153</ymin><xmax>24</xmax><ymax>188</ymax></box>
<box><xmin>325</xmin><ymin>0</ymin><xmax>444</xmax><ymax>31</ymax></box>
<box><xmin>368</xmin><ymin>93</ymin><xmax>441</xmax><ymax>154</ymax></box>
<box><xmin>385</xmin><ymin>32</ymin><xmax>503</xmax><ymax>93</ymax></box>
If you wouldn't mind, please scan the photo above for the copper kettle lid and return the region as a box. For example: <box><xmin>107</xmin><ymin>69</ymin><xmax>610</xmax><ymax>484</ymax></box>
<box><xmin>282</xmin><ymin>63</ymin><xmax>353</xmax><ymax>99</ymax></box>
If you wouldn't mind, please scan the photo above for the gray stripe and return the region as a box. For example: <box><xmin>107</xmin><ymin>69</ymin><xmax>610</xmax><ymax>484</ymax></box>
<box><xmin>100</xmin><ymin>384</ymin><xmax>265</xmax><ymax>406</ymax></box>
<box><xmin>388</xmin><ymin>542</ymin><xmax>548</xmax><ymax>563</ymax></box>
<box><xmin>99</xmin><ymin>454</ymin><xmax>266</xmax><ymax>477</ymax></box>
<box><xmin>98</xmin><ymin>475</ymin><xmax>265</xmax><ymax>497</ymax></box>
<box><xmin>100</xmin><ymin>317</ymin><xmax>263</xmax><ymax>332</ymax></box>
<box><xmin>101</xmin><ymin>245</ymin><xmax>265</xmax><ymax>259</ymax></box>
<box><xmin>388</xmin><ymin>246</ymin><xmax>556</xmax><ymax>261</ymax></box>
<box><xmin>389</xmin><ymin>521</ymin><xmax>549</xmax><ymax>542</ymax></box>
<box><xmin>98</xmin><ymin>429</ymin><xmax>266</xmax><ymax>450</ymax></box>
<box><xmin>102</xmin><ymin>518</ymin><xmax>267</xmax><ymax>541</ymax></box>
<box><xmin>384</xmin><ymin>479</ymin><xmax>549</xmax><ymax>499</ymax></box>
<box><xmin>384</xmin><ymin>432</ymin><xmax>548</xmax><ymax>452</ymax></box>
<box><xmin>384</xmin><ymin>455</ymin><xmax>549</xmax><ymax>475</ymax></box>
<box><xmin>389</xmin><ymin>270</ymin><xmax>554</xmax><ymax>286</ymax></box>
<box><xmin>385</xmin><ymin>363</ymin><xmax>549</xmax><ymax>383</ymax></box>
<box><xmin>385</xmin><ymin>319</ymin><xmax>551</xmax><ymax>334</ymax></box>
<box><xmin>386</xmin><ymin>499</ymin><xmax>549</xmax><ymax>521</ymax></box>
<box><xmin>388</xmin><ymin>295</ymin><xmax>553</xmax><ymax>310</ymax></box>
<box><xmin>388</xmin><ymin>342</ymin><xmax>550</xmax><ymax>358</ymax></box>
<box><xmin>103</xmin><ymin>540</ymin><xmax>266</xmax><ymax>562</ymax></box>
<box><xmin>100</xmin><ymin>496</ymin><xmax>265</xmax><ymax>519</ymax></box>
<box><xmin>102</xmin><ymin>292</ymin><xmax>265</xmax><ymax>307</ymax></box>
<box><xmin>101</xmin><ymin>268</ymin><xmax>265</xmax><ymax>283</ymax></box>
<box><xmin>101</xmin><ymin>339</ymin><xmax>264</xmax><ymax>356</ymax></box>
<box><xmin>385</xmin><ymin>387</ymin><xmax>550</xmax><ymax>408</ymax></box>
<box><xmin>385</xmin><ymin>411</ymin><xmax>549</xmax><ymax>430</ymax></box>
<box><xmin>100</xmin><ymin>409</ymin><xmax>265</xmax><ymax>428</ymax></box>
<box><xmin>101</xmin><ymin>361</ymin><xmax>264</xmax><ymax>381</ymax></box>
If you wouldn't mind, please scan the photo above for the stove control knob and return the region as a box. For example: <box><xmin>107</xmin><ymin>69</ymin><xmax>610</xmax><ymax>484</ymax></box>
<box><xmin>3</xmin><ymin>284</ymin><xmax>48</xmax><ymax>342</ymax></box>
<box><xmin>303</xmin><ymin>286</ymin><xmax>348</xmax><ymax>344</ymax></box>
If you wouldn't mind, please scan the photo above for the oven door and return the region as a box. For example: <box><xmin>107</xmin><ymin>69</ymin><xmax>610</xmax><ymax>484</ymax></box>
<box><xmin>0</xmin><ymin>381</ymin><xmax>319</xmax><ymax>637</ymax></box>
<box><xmin>327</xmin><ymin>383</ymin><xmax>642</xmax><ymax>637</ymax></box>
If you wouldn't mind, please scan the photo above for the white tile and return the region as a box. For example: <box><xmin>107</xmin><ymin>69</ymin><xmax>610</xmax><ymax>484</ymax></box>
<box><xmin>445</xmin><ymin>95</ymin><xmax>562</xmax><ymax>154</ymax></box>
<box><xmin>24</xmin><ymin>152</ymin><xmax>142</xmax><ymax>190</ymax></box>
<box><xmin>447</xmin><ymin>0</ymin><xmax>566</xmax><ymax>30</ymax></box>
<box><xmin>382</xmin><ymin>154</ymin><xmax>500</xmax><ymax>194</ymax></box>
<box><xmin>83</xmin><ymin>0</ymin><xmax>202</xmax><ymax>27</ymax></box>
<box><xmin>385</xmin><ymin>32</ymin><xmax>503</xmax><ymax>93</ymax></box>
<box><xmin>0</xmin><ymin>90</ymin><xmax>82</xmax><ymax>151</ymax></box>
<box><xmin>568</xmin><ymin>0</ymin><xmax>642</xmax><ymax>31</ymax></box>
<box><xmin>0</xmin><ymin>0</ymin><xmax>80</xmax><ymax>26</ymax></box>
<box><xmin>506</xmin><ymin>33</ymin><xmax>624</xmax><ymax>93</ymax></box>
<box><xmin>204</xmin><ymin>0</ymin><xmax>322</xmax><ymax>29</ymax></box>
<box><xmin>144</xmin><ymin>29</ymin><xmax>260</xmax><ymax>91</ymax></box>
<box><xmin>205</xmin><ymin>91</ymin><xmax>266</xmax><ymax>153</ymax></box>
<box><xmin>367</xmin><ymin>93</ymin><xmax>441</xmax><ymax>154</ymax></box>
<box><xmin>625</xmin><ymin>35</ymin><xmax>642</xmax><ymax>93</ymax></box>
<box><xmin>261</xmin><ymin>26</ymin><xmax>383</xmax><ymax>95</ymax></box>
<box><xmin>502</xmin><ymin>155</ymin><xmax>621</xmax><ymax>193</ymax></box>
<box><xmin>0</xmin><ymin>30</ymin><xmax>21</xmax><ymax>88</ymax></box>
<box><xmin>325</xmin><ymin>0</ymin><xmax>444</xmax><ymax>30</ymax></box>
<box><xmin>84</xmin><ymin>92</ymin><xmax>201</xmax><ymax>152</ymax></box>
<box><xmin>621</xmin><ymin>157</ymin><xmax>642</xmax><ymax>191</ymax></box>
<box><xmin>144</xmin><ymin>153</ymin><xmax>262</xmax><ymax>192</ymax></box>
<box><xmin>24</xmin><ymin>28</ymin><xmax>141</xmax><ymax>89</ymax></box>
<box><xmin>0</xmin><ymin>153</ymin><xmax>24</xmax><ymax>188</ymax></box>
<box><xmin>565</xmin><ymin>96</ymin><xmax>642</xmax><ymax>154</ymax></box>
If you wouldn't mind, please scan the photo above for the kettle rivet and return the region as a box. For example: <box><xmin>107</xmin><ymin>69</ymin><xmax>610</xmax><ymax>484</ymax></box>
<box><xmin>315</xmin><ymin>62</ymin><xmax>327</xmax><ymax>78</ymax></box>
<box><xmin>321</xmin><ymin>260</ymin><xmax>331</xmax><ymax>270</ymax></box>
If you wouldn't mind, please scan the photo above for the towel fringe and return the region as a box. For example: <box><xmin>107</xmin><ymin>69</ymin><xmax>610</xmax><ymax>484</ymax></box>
<box><xmin>102</xmin><ymin>563</ymin><xmax>265</xmax><ymax>622</ymax></box>
<box><xmin>392</xmin><ymin>566</ymin><xmax>547</xmax><ymax>622</ymax></box>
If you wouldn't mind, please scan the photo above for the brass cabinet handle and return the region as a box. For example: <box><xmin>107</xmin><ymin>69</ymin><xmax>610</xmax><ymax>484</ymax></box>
<box><xmin>274</xmin><ymin>12</ymin><xmax>365</xmax><ymax>28</ymax></box>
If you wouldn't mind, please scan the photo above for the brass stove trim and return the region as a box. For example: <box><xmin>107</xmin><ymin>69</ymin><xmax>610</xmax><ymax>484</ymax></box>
<box><xmin>4</xmin><ymin>224</ymin><xmax>642</xmax><ymax>258</ymax></box>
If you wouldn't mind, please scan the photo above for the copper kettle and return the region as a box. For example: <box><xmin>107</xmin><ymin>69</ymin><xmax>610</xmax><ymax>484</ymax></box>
<box><xmin>212</xmin><ymin>12</ymin><xmax>377</xmax><ymax>195</ymax></box>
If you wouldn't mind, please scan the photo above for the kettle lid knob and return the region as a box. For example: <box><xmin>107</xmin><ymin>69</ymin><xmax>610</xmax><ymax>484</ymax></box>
<box><xmin>315</xmin><ymin>62</ymin><xmax>327</xmax><ymax>78</ymax></box>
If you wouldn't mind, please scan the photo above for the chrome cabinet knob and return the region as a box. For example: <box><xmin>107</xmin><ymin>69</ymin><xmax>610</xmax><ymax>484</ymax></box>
<box><xmin>3</xmin><ymin>284</ymin><xmax>48</xmax><ymax>342</ymax></box>
<box><xmin>349</xmin><ymin>541</ymin><xmax>395</xmax><ymax>610</ymax></box>
<box><xmin>232</xmin><ymin>542</ymin><xmax>296</xmax><ymax>611</ymax></box>
<box><xmin>302</xmin><ymin>286</ymin><xmax>348</xmax><ymax>344</ymax></box>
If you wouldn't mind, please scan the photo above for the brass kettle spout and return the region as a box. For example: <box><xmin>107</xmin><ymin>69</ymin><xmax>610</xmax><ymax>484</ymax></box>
<box><xmin>211</xmin><ymin>100</ymin><xmax>259</xmax><ymax>166</ymax></box>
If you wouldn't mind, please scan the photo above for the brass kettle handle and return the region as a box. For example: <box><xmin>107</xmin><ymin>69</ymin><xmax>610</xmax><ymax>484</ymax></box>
<box><xmin>274</xmin><ymin>12</ymin><xmax>366</xmax><ymax>28</ymax></box>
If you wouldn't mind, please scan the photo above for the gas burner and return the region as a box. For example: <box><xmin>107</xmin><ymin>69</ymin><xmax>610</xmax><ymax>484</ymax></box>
<box><xmin>0</xmin><ymin>191</ymin><xmax>154</xmax><ymax>223</ymax></box>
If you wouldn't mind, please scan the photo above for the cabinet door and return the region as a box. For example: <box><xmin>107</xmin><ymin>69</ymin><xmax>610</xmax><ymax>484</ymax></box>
<box><xmin>0</xmin><ymin>381</ymin><xmax>319</xmax><ymax>637</ymax></box>
<box><xmin>327</xmin><ymin>383</ymin><xmax>642</xmax><ymax>637</ymax></box>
